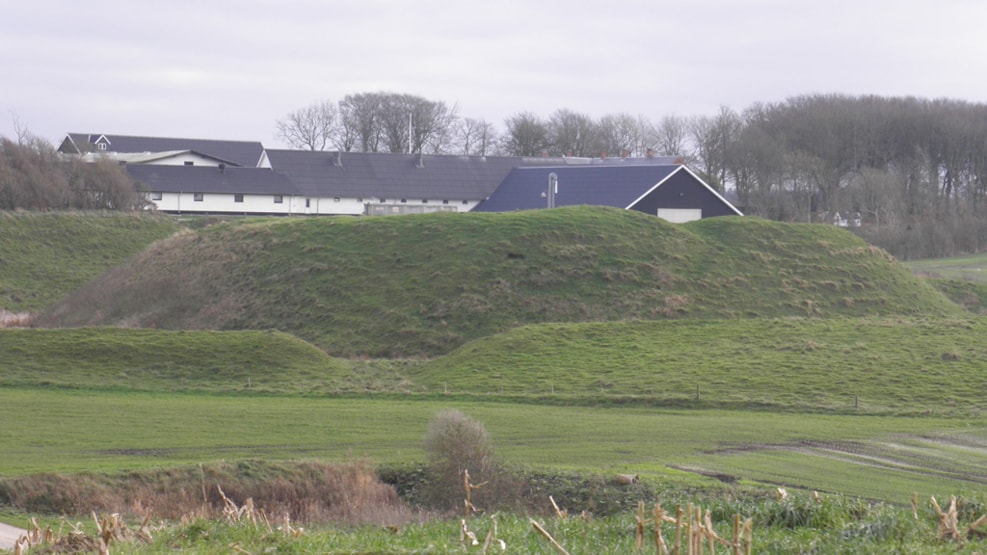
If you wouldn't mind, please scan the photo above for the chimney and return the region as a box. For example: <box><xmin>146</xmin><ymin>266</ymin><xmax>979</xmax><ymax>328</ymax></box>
<box><xmin>621</xmin><ymin>149</ymin><xmax>629</xmax><ymax>158</ymax></box>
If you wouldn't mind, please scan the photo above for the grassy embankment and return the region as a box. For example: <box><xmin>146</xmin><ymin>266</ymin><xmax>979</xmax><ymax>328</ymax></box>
<box><xmin>6</xmin><ymin>317</ymin><xmax>987</xmax><ymax>414</ymax></box>
<box><xmin>0</xmin><ymin>211</ymin><xmax>180</xmax><ymax>313</ymax></box>
<box><xmin>37</xmin><ymin>207</ymin><xmax>962</xmax><ymax>356</ymax></box>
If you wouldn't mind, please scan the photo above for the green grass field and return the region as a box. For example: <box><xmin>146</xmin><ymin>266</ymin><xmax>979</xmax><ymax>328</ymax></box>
<box><xmin>1</xmin><ymin>388</ymin><xmax>984</xmax><ymax>505</ymax></box>
<box><xmin>905</xmin><ymin>252</ymin><xmax>987</xmax><ymax>284</ymax></box>
<box><xmin>5</xmin><ymin>210</ymin><xmax>987</xmax><ymax>553</ymax></box>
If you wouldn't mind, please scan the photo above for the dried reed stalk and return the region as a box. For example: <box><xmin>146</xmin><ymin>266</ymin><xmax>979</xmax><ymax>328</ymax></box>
<box><xmin>648</xmin><ymin>503</ymin><xmax>751</xmax><ymax>555</ymax></box>
<box><xmin>550</xmin><ymin>495</ymin><xmax>567</xmax><ymax>519</ymax></box>
<box><xmin>931</xmin><ymin>495</ymin><xmax>962</xmax><ymax>541</ymax></box>
<box><xmin>530</xmin><ymin>519</ymin><xmax>570</xmax><ymax>555</ymax></box>
<box><xmin>462</xmin><ymin>469</ymin><xmax>487</xmax><ymax>523</ymax></box>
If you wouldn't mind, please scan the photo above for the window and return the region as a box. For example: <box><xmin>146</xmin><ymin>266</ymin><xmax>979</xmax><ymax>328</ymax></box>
<box><xmin>333</xmin><ymin>197</ymin><xmax>340</xmax><ymax>202</ymax></box>
<box><xmin>151</xmin><ymin>192</ymin><xmax>163</xmax><ymax>201</ymax></box>
<box><xmin>96</xmin><ymin>142</ymin><xmax>107</xmax><ymax>151</ymax></box>
<box><xmin>462</xmin><ymin>200</ymin><xmax>469</xmax><ymax>204</ymax></box>
<box><xmin>442</xmin><ymin>200</ymin><xmax>449</xmax><ymax>205</ymax></box>
<box><xmin>234</xmin><ymin>194</ymin><xmax>244</xmax><ymax>203</ymax></box>
<box><xmin>379</xmin><ymin>198</ymin><xmax>386</xmax><ymax>203</ymax></box>
<box><xmin>184</xmin><ymin>161</ymin><xmax>194</xmax><ymax>166</ymax></box>
<box><xmin>400</xmin><ymin>199</ymin><xmax>407</xmax><ymax>203</ymax></box>
<box><xmin>193</xmin><ymin>193</ymin><xmax>204</xmax><ymax>202</ymax></box>
<box><xmin>273</xmin><ymin>195</ymin><xmax>283</xmax><ymax>204</ymax></box>
<box><xmin>305</xmin><ymin>198</ymin><xmax>311</xmax><ymax>208</ymax></box>
<box><xmin>422</xmin><ymin>199</ymin><xmax>428</xmax><ymax>204</ymax></box>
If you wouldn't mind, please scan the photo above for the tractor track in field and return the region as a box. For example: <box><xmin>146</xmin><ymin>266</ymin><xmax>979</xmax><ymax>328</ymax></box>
<box><xmin>699</xmin><ymin>434</ymin><xmax>987</xmax><ymax>486</ymax></box>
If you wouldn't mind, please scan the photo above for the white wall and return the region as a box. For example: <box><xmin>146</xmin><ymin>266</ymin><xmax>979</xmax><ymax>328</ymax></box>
<box><xmin>148</xmin><ymin>193</ymin><xmax>482</xmax><ymax>215</ymax></box>
<box><xmin>149</xmin><ymin>192</ymin><xmax>295</xmax><ymax>214</ymax></box>
<box><xmin>149</xmin><ymin>153</ymin><xmax>227</xmax><ymax>167</ymax></box>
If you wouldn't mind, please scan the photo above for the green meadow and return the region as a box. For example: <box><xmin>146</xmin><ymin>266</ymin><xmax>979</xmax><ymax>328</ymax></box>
<box><xmin>4</xmin><ymin>209</ymin><xmax>987</xmax><ymax>553</ymax></box>
<box><xmin>2</xmin><ymin>387</ymin><xmax>985</xmax><ymax>505</ymax></box>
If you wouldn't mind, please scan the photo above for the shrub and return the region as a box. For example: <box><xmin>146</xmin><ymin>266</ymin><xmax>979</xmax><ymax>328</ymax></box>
<box><xmin>421</xmin><ymin>409</ymin><xmax>495</xmax><ymax>511</ymax></box>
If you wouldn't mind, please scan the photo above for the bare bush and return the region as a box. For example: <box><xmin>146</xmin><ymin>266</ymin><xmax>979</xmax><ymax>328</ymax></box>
<box><xmin>422</xmin><ymin>410</ymin><xmax>496</xmax><ymax>511</ymax></box>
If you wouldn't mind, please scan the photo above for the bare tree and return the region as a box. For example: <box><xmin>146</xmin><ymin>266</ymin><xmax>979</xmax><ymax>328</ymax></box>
<box><xmin>0</xmin><ymin>136</ymin><xmax>136</xmax><ymax>211</ymax></box>
<box><xmin>501</xmin><ymin>112</ymin><xmax>549</xmax><ymax>156</ymax></box>
<box><xmin>652</xmin><ymin>114</ymin><xmax>690</xmax><ymax>157</ymax></box>
<box><xmin>597</xmin><ymin>113</ymin><xmax>643</xmax><ymax>157</ymax></box>
<box><xmin>453</xmin><ymin>117</ymin><xmax>499</xmax><ymax>156</ymax></box>
<box><xmin>339</xmin><ymin>92</ymin><xmax>384</xmax><ymax>152</ymax></box>
<box><xmin>275</xmin><ymin>100</ymin><xmax>339</xmax><ymax>151</ymax></box>
<box><xmin>689</xmin><ymin>106</ymin><xmax>740</xmax><ymax>191</ymax></box>
<box><xmin>547</xmin><ymin>109</ymin><xmax>599</xmax><ymax>157</ymax></box>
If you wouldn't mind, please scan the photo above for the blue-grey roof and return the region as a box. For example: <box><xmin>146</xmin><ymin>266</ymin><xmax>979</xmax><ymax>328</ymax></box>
<box><xmin>126</xmin><ymin>164</ymin><xmax>299</xmax><ymax>195</ymax></box>
<box><xmin>265</xmin><ymin>150</ymin><xmax>561</xmax><ymax>201</ymax></box>
<box><xmin>473</xmin><ymin>165</ymin><xmax>683</xmax><ymax>212</ymax></box>
<box><xmin>60</xmin><ymin>133</ymin><xmax>265</xmax><ymax>167</ymax></box>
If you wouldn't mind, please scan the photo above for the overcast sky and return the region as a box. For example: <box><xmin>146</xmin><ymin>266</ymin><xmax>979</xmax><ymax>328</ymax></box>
<box><xmin>2</xmin><ymin>0</ymin><xmax>986</xmax><ymax>149</ymax></box>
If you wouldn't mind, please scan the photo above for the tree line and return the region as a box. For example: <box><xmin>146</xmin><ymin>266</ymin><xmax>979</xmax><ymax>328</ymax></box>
<box><xmin>277</xmin><ymin>92</ymin><xmax>987</xmax><ymax>259</ymax></box>
<box><xmin>2</xmin><ymin>91</ymin><xmax>985</xmax><ymax>259</ymax></box>
<box><xmin>0</xmin><ymin>134</ymin><xmax>138</xmax><ymax>211</ymax></box>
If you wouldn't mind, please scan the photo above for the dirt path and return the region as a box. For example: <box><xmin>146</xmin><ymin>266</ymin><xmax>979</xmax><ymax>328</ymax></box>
<box><xmin>0</xmin><ymin>521</ymin><xmax>27</xmax><ymax>550</ymax></box>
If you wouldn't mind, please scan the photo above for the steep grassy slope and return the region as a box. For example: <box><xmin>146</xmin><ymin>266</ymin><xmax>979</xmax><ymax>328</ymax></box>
<box><xmin>0</xmin><ymin>212</ymin><xmax>180</xmax><ymax>312</ymax></box>
<box><xmin>38</xmin><ymin>207</ymin><xmax>961</xmax><ymax>356</ymax></box>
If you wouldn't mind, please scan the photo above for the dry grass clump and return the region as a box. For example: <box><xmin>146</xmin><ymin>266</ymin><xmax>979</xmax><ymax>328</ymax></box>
<box><xmin>0</xmin><ymin>310</ymin><xmax>31</xmax><ymax>328</ymax></box>
<box><xmin>1</xmin><ymin>460</ymin><xmax>415</xmax><ymax>527</ymax></box>
<box><xmin>13</xmin><ymin>512</ymin><xmax>155</xmax><ymax>555</ymax></box>
<box><xmin>930</xmin><ymin>494</ymin><xmax>987</xmax><ymax>543</ymax></box>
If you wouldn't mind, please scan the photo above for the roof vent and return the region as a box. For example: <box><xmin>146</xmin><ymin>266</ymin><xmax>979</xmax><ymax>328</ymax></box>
<box><xmin>334</xmin><ymin>151</ymin><xmax>342</xmax><ymax>166</ymax></box>
<box><xmin>218</xmin><ymin>163</ymin><xmax>226</xmax><ymax>173</ymax></box>
<box><xmin>416</xmin><ymin>152</ymin><xmax>424</xmax><ymax>168</ymax></box>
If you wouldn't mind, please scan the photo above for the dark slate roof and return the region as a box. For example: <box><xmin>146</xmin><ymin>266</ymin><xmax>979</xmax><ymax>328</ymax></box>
<box><xmin>264</xmin><ymin>150</ymin><xmax>562</xmax><ymax>201</ymax></box>
<box><xmin>60</xmin><ymin>133</ymin><xmax>265</xmax><ymax>167</ymax></box>
<box><xmin>126</xmin><ymin>164</ymin><xmax>299</xmax><ymax>195</ymax></box>
<box><xmin>473</xmin><ymin>164</ymin><xmax>684</xmax><ymax>212</ymax></box>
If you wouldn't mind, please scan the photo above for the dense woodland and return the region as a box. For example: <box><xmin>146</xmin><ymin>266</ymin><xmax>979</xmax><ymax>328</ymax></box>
<box><xmin>3</xmin><ymin>92</ymin><xmax>987</xmax><ymax>259</ymax></box>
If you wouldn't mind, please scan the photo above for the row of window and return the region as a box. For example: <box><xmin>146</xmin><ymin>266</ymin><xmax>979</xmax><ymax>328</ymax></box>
<box><xmin>149</xmin><ymin>193</ymin><xmax>469</xmax><ymax>205</ymax></box>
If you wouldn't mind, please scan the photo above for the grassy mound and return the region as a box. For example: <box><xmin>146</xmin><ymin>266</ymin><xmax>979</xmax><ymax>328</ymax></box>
<box><xmin>0</xmin><ymin>327</ymin><xmax>358</xmax><ymax>394</ymax></box>
<box><xmin>414</xmin><ymin>316</ymin><xmax>987</xmax><ymax>413</ymax></box>
<box><xmin>0</xmin><ymin>212</ymin><xmax>180</xmax><ymax>312</ymax></box>
<box><xmin>38</xmin><ymin>207</ymin><xmax>961</xmax><ymax>356</ymax></box>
